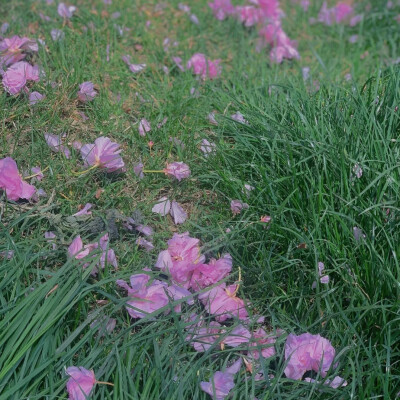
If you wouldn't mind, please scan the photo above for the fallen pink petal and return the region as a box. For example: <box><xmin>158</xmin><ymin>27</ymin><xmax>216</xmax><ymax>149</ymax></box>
<box><xmin>164</xmin><ymin>162</ymin><xmax>191</xmax><ymax>181</ymax></box>
<box><xmin>65</xmin><ymin>366</ymin><xmax>96</xmax><ymax>400</ymax></box>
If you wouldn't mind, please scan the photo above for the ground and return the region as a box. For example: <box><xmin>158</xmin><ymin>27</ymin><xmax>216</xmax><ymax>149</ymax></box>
<box><xmin>0</xmin><ymin>0</ymin><xmax>399</xmax><ymax>399</ymax></box>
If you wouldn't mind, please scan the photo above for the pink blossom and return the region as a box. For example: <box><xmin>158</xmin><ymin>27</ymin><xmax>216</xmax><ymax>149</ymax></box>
<box><xmin>77</xmin><ymin>81</ymin><xmax>97</xmax><ymax>102</ymax></box>
<box><xmin>0</xmin><ymin>36</ymin><xmax>38</xmax><ymax>66</ymax></box>
<box><xmin>335</xmin><ymin>3</ymin><xmax>353</xmax><ymax>23</ymax></box>
<box><xmin>2</xmin><ymin>62</ymin><xmax>39</xmax><ymax>95</ymax></box>
<box><xmin>236</xmin><ymin>6</ymin><xmax>263</xmax><ymax>27</ymax></box>
<box><xmin>208</xmin><ymin>0</ymin><xmax>235</xmax><ymax>20</ymax></box>
<box><xmin>284</xmin><ymin>333</ymin><xmax>336</xmax><ymax>380</ymax></box>
<box><xmin>65</xmin><ymin>366</ymin><xmax>96</xmax><ymax>400</ymax></box>
<box><xmin>117</xmin><ymin>274</ymin><xmax>169</xmax><ymax>319</ymax></box>
<box><xmin>199</xmin><ymin>283</ymin><xmax>248</xmax><ymax>322</ymax></box>
<box><xmin>0</xmin><ymin>157</ymin><xmax>36</xmax><ymax>201</ymax></box>
<box><xmin>230</xmin><ymin>200</ymin><xmax>249</xmax><ymax>215</ymax></box>
<box><xmin>187</xmin><ymin>53</ymin><xmax>222</xmax><ymax>79</ymax></box>
<box><xmin>29</xmin><ymin>91</ymin><xmax>44</xmax><ymax>105</ymax></box>
<box><xmin>163</xmin><ymin>162</ymin><xmax>190</xmax><ymax>181</ymax></box>
<box><xmin>138</xmin><ymin>118</ymin><xmax>151</xmax><ymax>136</ymax></box>
<box><xmin>58</xmin><ymin>3</ymin><xmax>76</xmax><ymax>18</ymax></box>
<box><xmin>73</xmin><ymin>203</ymin><xmax>92</xmax><ymax>216</ymax></box>
<box><xmin>190</xmin><ymin>253</ymin><xmax>232</xmax><ymax>290</ymax></box>
<box><xmin>44</xmin><ymin>133</ymin><xmax>71</xmax><ymax>158</ymax></box>
<box><xmin>80</xmin><ymin>136</ymin><xmax>125</xmax><ymax>172</ymax></box>
<box><xmin>155</xmin><ymin>232</ymin><xmax>202</xmax><ymax>288</ymax></box>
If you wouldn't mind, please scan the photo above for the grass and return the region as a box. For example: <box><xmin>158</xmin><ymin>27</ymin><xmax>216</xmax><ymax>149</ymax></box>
<box><xmin>0</xmin><ymin>0</ymin><xmax>400</xmax><ymax>398</ymax></box>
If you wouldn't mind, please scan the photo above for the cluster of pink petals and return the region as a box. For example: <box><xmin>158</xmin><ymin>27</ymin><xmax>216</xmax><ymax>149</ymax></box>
<box><xmin>199</xmin><ymin>283</ymin><xmax>248</xmax><ymax>322</ymax></box>
<box><xmin>67</xmin><ymin>234</ymin><xmax>117</xmax><ymax>275</ymax></box>
<box><xmin>155</xmin><ymin>232</ymin><xmax>203</xmax><ymax>289</ymax></box>
<box><xmin>163</xmin><ymin>161</ymin><xmax>191</xmax><ymax>181</ymax></box>
<box><xmin>65</xmin><ymin>366</ymin><xmax>96</xmax><ymax>400</ymax></box>
<box><xmin>0</xmin><ymin>35</ymin><xmax>38</xmax><ymax>67</ymax></box>
<box><xmin>152</xmin><ymin>197</ymin><xmax>188</xmax><ymax>224</ymax></box>
<box><xmin>80</xmin><ymin>136</ymin><xmax>125</xmax><ymax>172</ymax></box>
<box><xmin>317</xmin><ymin>2</ymin><xmax>361</xmax><ymax>26</ymax></box>
<box><xmin>2</xmin><ymin>61</ymin><xmax>40</xmax><ymax>95</ymax></box>
<box><xmin>209</xmin><ymin>0</ymin><xmax>298</xmax><ymax>63</ymax></box>
<box><xmin>77</xmin><ymin>81</ymin><xmax>97</xmax><ymax>102</ymax></box>
<box><xmin>117</xmin><ymin>272</ymin><xmax>193</xmax><ymax>318</ymax></box>
<box><xmin>0</xmin><ymin>157</ymin><xmax>36</xmax><ymax>201</ymax></box>
<box><xmin>284</xmin><ymin>332</ymin><xmax>336</xmax><ymax>380</ymax></box>
<box><xmin>186</xmin><ymin>53</ymin><xmax>222</xmax><ymax>80</ymax></box>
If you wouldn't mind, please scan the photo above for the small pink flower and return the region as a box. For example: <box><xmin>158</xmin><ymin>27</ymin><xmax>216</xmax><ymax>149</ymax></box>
<box><xmin>284</xmin><ymin>333</ymin><xmax>336</xmax><ymax>380</ymax></box>
<box><xmin>138</xmin><ymin>118</ymin><xmax>151</xmax><ymax>136</ymax></box>
<box><xmin>186</xmin><ymin>53</ymin><xmax>221</xmax><ymax>79</ymax></box>
<box><xmin>230</xmin><ymin>200</ymin><xmax>249</xmax><ymax>215</ymax></box>
<box><xmin>0</xmin><ymin>157</ymin><xmax>36</xmax><ymax>201</ymax></box>
<box><xmin>58</xmin><ymin>2</ymin><xmax>77</xmax><ymax>18</ymax></box>
<box><xmin>164</xmin><ymin>162</ymin><xmax>190</xmax><ymax>181</ymax></box>
<box><xmin>77</xmin><ymin>81</ymin><xmax>97</xmax><ymax>102</ymax></box>
<box><xmin>80</xmin><ymin>136</ymin><xmax>125</xmax><ymax>172</ymax></box>
<box><xmin>65</xmin><ymin>366</ymin><xmax>96</xmax><ymax>400</ymax></box>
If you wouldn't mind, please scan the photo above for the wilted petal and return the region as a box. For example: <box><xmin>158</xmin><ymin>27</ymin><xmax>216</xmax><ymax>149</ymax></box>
<box><xmin>152</xmin><ymin>197</ymin><xmax>171</xmax><ymax>216</ymax></box>
<box><xmin>170</xmin><ymin>201</ymin><xmax>187</xmax><ymax>224</ymax></box>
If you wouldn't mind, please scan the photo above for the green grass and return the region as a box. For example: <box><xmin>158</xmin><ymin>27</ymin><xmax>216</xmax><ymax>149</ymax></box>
<box><xmin>1</xmin><ymin>0</ymin><xmax>400</xmax><ymax>398</ymax></box>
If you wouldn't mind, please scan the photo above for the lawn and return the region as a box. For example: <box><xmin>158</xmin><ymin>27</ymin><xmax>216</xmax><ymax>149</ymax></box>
<box><xmin>0</xmin><ymin>0</ymin><xmax>399</xmax><ymax>399</ymax></box>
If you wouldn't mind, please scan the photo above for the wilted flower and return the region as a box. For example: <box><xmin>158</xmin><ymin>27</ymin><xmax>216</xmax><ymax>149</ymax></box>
<box><xmin>230</xmin><ymin>200</ymin><xmax>249</xmax><ymax>215</ymax></box>
<box><xmin>73</xmin><ymin>203</ymin><xmax>92</xmax><ymax>217</ymax></box>
<box><xmin>58</xmin><ymin>2</ymin><xmax>76</xmax><ymax>18</ymax></box>
<box><xmin>0</xmin><ymin>35</ymin><xmax>38</xmax><ymax>66</ymax></box>
<box><xmin>200</xmin><ymin>359</ymin><xmax>241</xmax><ymax>400</ymax></box>
<box><xmin>2</xmin><ymin>61</ymin><xmax>39</xmax><ymax>95</ymax></box>
<box><xmin>138</xmin><ymin>118</ymin><xmax>151</xmax><ymax>136</ymax></box>
<box><xmin>65</xmin><ymin>366</ymin><xmax>96</xmax><ymax>400</ymax></box>
<box><xmin>164</xmin><ymin>162</ymin><xmax>191</xmax><ymax>181</ymax></box>
<box><xmin>116</xmin><ymin>274</ymin><xmax>169</xmax><ymax>319</ymax></box>
<box><xmin>44</xmin><ymin>133</ymin><xmax>71</xmax><ymax>158</ymax></box>
<box><xmin>80</xmin><ymin>136</ymin><xmax>125</xmax><ymax>172</ymax></box>
<box><xmin>208</xmin><ymin>0</ymin><xmax>235</xmax><ymax>20</ymax></box>
<box><xmin>77</xmin><ymin>81</ymin><xmax>97</xmax><ymax>102</ymax></box>
<box><xmin>0</xmin><ymin>157</ymin><xmax>36</xmax><ymax>201</ymax></box>
<box><xmin>29</xmin><ymin>91</ymin><xmax>44</xmax><ymax>105</ymax></box>
<box><xmin>200</xmin><ymin>139</ymin><xmax>216</xmax><ymax>157</ymax></box>
<box><xmin>51</xmin><ymin>29</ymin><xmax>65</xmax><ymax>41</ymax></box>
<box><xmin>284</xmin><ymin>333</ymin><xmax>336</xmax><ymax>380</ymax></box>
<box><xmin>187</xmin><ymin>53</ymin><xmax>221</xmax><ymax>79</ymax></box>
